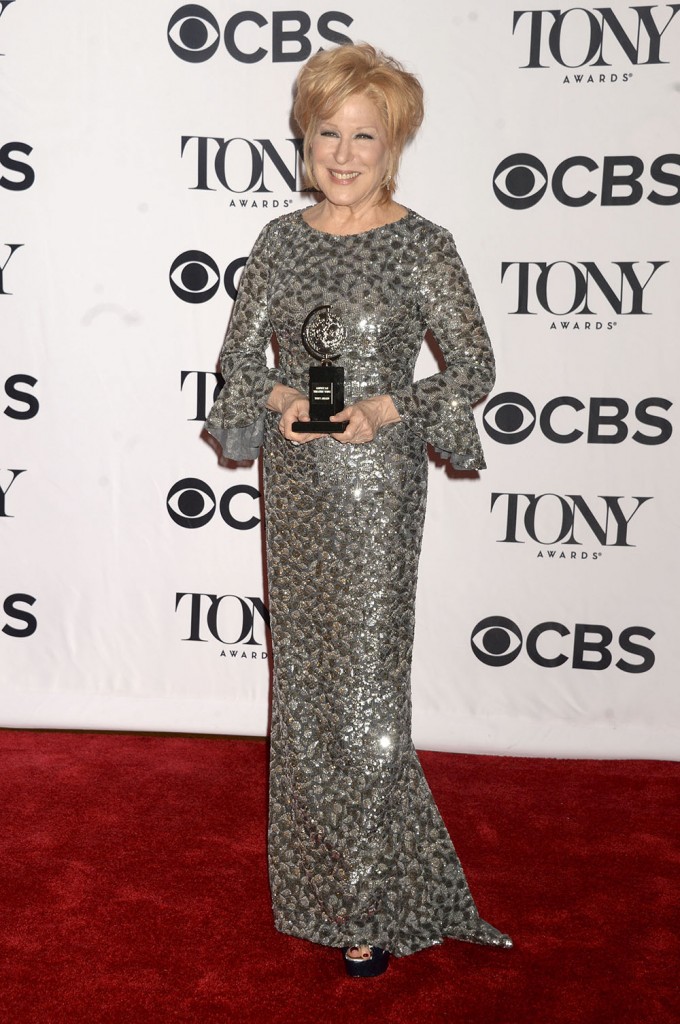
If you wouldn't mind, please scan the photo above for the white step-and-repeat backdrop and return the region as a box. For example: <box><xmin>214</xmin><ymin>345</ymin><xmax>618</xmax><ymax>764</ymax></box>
<box><xmin>2</xmin><ymin>2</ymin><xmax>679</xmax><ymax>757</ymax></box>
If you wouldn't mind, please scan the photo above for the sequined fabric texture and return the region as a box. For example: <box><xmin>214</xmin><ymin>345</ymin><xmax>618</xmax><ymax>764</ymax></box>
<box><xmin>206</xmin><ymin>209</ymin><xmax>510</xmax><ymax>956</ymax></box>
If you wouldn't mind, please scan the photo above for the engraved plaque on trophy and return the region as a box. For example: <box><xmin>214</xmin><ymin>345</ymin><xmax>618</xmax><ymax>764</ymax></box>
<box><xmin>292</xmin><ymin>304</ymin><xmax>348</xmax><ymax>433</ymax></box>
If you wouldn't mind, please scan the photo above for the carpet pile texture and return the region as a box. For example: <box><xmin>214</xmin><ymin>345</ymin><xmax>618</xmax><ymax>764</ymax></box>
<box><xmin>0</xmin><ymin>730</ymin><xmax>677</xmax><ymax>1023</ymax></box>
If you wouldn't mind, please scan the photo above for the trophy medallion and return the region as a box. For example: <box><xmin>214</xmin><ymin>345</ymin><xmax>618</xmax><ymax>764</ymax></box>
<box><xmin>292</xmin><ymin>304</ymin><xmax>348</xmax><ymax>433</ymax></box>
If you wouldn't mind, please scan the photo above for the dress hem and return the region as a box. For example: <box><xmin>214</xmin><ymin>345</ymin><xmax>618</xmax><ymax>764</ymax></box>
<box><xmin>272</xmin><ymin>917</ymin><xmax>512</xmax><ymax>959</ymax></box>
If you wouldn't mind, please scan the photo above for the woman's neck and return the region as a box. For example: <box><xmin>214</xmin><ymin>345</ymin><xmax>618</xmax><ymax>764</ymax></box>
<box><xmin>302</xmin><ymin>197</ymin><xmax>406</xmax><ymax>236</ymax></box>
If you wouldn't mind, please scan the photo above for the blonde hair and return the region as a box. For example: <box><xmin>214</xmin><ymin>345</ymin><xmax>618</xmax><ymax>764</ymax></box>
<box><xmin>293</xmin><ymin>43</ymin><xmax>424</xmax><ymax>198</ymax></box>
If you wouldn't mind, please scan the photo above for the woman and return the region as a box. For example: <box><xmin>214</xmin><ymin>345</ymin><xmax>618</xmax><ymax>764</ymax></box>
<box><xmin>206</xmin><ymin>43</ymin><xmax>512</xmax><ymax>978</ymax></box>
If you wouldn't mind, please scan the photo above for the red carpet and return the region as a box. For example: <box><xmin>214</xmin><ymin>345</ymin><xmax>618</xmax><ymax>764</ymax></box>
<box><xmin>0</xmin><ymin>730</ymin><xmax>677</xmax><ymax>1024</ymax></box>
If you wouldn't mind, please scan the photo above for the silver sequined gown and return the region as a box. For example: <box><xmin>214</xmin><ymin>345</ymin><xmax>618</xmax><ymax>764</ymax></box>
<box><xmin>206</xmin><ymin>208</ymin><xmax>511</xmax><ymax>956</ymax></box>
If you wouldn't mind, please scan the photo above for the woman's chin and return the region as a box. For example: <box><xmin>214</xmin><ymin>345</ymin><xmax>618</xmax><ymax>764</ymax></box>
<box><xmin>321</xmin><ymin>183</ymin><xmax>383</xmax><ymax>209</ymax></box>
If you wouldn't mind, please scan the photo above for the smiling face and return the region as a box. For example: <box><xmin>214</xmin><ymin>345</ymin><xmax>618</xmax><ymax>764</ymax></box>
<box><xmin>309</xmin><ymin>93</ymin><xmax>392</xmax><ymax>212</ymax></box>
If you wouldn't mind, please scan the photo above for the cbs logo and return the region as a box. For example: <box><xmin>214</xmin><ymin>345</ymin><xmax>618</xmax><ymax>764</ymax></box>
<box><xmin>170</xmin><ymin>251</ymin><xmax>246</xmax><ymax>303</ymax></box>
<box><xmin>2</xmin><ymin>594</ymin><xmax>37</xmax><ymax>638</ymax></box>
<box><xmin>3</xmin><ymin>375</ymin><xmax>39</xmax><ymax>420</ymax></box>
<box><xmin>482</xmin><ymin>393</ymin><xmax>672</xmax><ymax>446</ymax></box>
<box><xmin>167</xmin><ymin>479</ymin><xmax>260</xmax><ymax>530</ymax></box>
<box><xmin>471</xmin><ymin>616</ymin><xmax>654</xmax><ymax>673</ymax></box>
<box><xmin>493</xmin><ymin>153</ymin><xmax>680</xmax><ymax>209</ymax></box>
<box><xmin>0</xmin><ymin>142</ymin><xmax>34</xmax><ymax>192</ymax></box>
<box><xmin>168</xmin><ymin>5</ymin><xmax>352</xmax><ymax>63</ymax></box>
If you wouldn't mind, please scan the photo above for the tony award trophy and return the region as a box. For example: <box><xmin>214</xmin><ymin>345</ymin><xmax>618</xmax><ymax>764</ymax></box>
<box><xmin>292</xmin><ymin>304</ymin><xmax>348</xmax><ymax>434</ymax></box>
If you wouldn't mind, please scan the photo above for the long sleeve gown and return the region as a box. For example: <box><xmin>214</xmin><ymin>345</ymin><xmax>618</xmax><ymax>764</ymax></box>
<box><xmin>205</xmin><ymin>207</ymin><xmax>511</xmax><ymax>957</ymax></box>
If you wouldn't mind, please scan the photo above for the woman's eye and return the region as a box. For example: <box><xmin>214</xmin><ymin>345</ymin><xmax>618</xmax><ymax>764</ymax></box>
<box><xmin>356</xmin><ymin>134</ymin><xmax>374</xmax><ymax>140</ymax></box>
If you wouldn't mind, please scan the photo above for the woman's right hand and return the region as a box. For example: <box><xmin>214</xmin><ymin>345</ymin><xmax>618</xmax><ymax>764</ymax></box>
<box><xmin>267</xmin><ymin>384</ymin><xmax>322</xmax><ymax>444</ymax></box>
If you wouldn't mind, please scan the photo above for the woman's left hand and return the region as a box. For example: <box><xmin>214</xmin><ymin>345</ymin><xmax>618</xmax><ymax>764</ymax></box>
<box><xmin>329</xmin><ymin>395</ymin><xmax>401</xmax><ymax>444</ymax></box>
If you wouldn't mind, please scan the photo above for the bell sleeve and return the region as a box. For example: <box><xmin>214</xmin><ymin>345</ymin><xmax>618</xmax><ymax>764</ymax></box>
<box><xmin>204</xmin><ymin>221</ymin><xmax>283</xmax><ymax>461</ymax></box>
<box><xmin>390</xmin><ymin>225</ymin><xmax>495</xmax><ymax>470</ymax></box>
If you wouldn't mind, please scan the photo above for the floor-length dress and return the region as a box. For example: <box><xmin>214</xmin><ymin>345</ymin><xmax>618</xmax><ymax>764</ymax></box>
<box><xmin>206</xmin><ymin>208</ymin><xmax>511</xmax><ymax>956</ymax></box>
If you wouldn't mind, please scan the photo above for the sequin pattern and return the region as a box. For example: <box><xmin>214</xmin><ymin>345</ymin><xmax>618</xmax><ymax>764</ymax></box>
<box><xmin>205</xmin><ymin>209</ymin><xmax>510</xmax><ymax>956</ymax></box>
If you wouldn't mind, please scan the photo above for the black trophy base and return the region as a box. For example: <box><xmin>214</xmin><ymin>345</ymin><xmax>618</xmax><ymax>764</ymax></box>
<box><xmin>292</xmin><ymin>363</ymin><xmax>347</xmax><ymax>433</ymax></box>
<box><xmin>291</xmin><ymin>420</ymin><xmax>347</xmax><ymax>433</ymax></box>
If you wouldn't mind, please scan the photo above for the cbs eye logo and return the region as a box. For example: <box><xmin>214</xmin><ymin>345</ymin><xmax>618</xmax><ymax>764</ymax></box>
<box><xmin>493</xmin><ymin>153</ymin><xmax>680</xmax><ymax>209</ymax></box>
<box><xmin>471</xmin><ymin>616</ymin><xmax>523</xmax><ymax>667</ymax></box>
<box><xmin>168</xmin><ymin>4</ymin><xmax>221</xmax><ymax>62</ymax></box>
<box><xmin>482</xmin><ymin>392</ymin><xmax>672</xmax><ymax>446</ymax></box>
<box><xmin>470</xmin><ymin>616</ymin><xmax>655</xmax><ymax>673</ymax></box>
<box><xmin>167</xmin><ymin>479</ymin><xmax>260</xmax><ymax>530</ymax></box>
<box><xmin>167</xmin><ymin>5</ymin><xmax>353</xmax><ymax>64</ymax></box>
<box><xmin>169</xmin><ymin>251</ymin><xmax>246</xmax><ymax>303</ymax></box>
<box><xmin>483</xmin><ymin>393</ymin><xmax>537</xmax><ymax>444</ymax></box>
<box><xmin>493</xmin><ymin>154</ymin><xmax>548</xmax><ymax>209</ymax></box>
